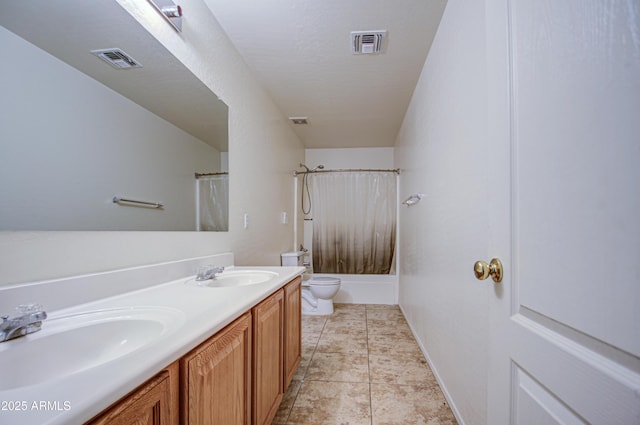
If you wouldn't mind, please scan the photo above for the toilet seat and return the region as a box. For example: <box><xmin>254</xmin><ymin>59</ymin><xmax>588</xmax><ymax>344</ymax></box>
<box><xmin>308</xmin><ymin>277</ymin><xmax>340</xmax><ymax>286</ymax></box>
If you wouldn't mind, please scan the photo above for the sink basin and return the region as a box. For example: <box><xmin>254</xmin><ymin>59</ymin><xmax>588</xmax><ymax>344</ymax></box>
<box><xmin>187</xmin><ymin>270</ymin><xmax>279</xmax><ymax>287</ymax></box>
<box><xmin>0</xmin><ymin>307</ymin><xmax>184</xmax><ymax>391</ymax></box>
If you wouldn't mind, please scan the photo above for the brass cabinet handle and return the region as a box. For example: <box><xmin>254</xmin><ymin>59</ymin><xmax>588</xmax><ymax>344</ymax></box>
<box><xmin>473</xmin><ymin>258</ymin><xmax>503</xmax><ymax>283</ymax></box>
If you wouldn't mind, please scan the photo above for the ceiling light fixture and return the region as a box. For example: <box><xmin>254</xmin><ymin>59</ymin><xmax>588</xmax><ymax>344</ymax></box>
<box><xmin>147</xmin><ymin>0</ymin><xmax>183</xmax><ymax>32</ymax></box>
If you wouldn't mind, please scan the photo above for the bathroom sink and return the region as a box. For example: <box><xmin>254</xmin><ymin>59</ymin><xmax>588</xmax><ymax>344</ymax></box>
<box><xmin>0</xmin><ymin>307</ymin><xmax>184</xmax><ymax>391</ymax></box>
<box><xmin>188</xmin><ymin>270</ymin><xmax>279</xmax><ymax>287</ymax></box>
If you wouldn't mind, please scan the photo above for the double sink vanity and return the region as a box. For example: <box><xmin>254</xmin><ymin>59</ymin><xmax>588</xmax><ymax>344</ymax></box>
<box><xmin>0</xmin><ymin>253</ymin><xmax>304</xmax><ymax>425</ymax></box>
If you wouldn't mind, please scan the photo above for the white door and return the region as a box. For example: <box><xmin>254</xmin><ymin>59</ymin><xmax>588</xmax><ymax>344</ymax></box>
<box><xmin>485</xmin><ymin>1</ymin><xmax>640</xmax><ymax>424</ymax></box>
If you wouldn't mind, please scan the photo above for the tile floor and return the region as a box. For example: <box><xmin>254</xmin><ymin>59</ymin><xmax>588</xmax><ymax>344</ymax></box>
<box><xmin>273</xmin><ymin>303</ymin><xmax>458</xmax><ymax>425</ymax></box>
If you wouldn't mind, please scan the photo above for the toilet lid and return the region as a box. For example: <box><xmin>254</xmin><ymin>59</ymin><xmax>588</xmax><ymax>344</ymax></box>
<box><xmin>309</xmin><ymin>277</ymin><xmax>341</xmax><ymax>286</ymax></box>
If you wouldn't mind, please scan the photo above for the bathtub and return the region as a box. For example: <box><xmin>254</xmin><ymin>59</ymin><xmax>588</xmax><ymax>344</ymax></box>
<box><xmin>311</xmin><ymin>273</ymin><xmax>398</xmax><ymax>305</ymax></box>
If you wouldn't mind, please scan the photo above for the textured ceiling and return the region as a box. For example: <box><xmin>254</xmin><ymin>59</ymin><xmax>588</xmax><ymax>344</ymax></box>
<box><xmin>204</xmin><ymin>0</ymin><xmax>447</xmax><ymax>148</ymax></box>
<box><xmin>1</xmin><ymin>0</ymin><xmax>446</xmax><ymax>151</ymax></box>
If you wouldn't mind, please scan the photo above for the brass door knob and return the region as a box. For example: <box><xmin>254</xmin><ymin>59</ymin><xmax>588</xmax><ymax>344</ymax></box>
<box><xmin>474</xmin><ymin>258</ymin><xmax>503</xmax><ymax>283</ymax></box>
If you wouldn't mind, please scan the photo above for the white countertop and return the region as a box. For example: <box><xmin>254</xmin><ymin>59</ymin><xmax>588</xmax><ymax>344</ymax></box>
<box><xmin>0</xmin><ymin>264</ymin><xmax>304</xmax><ymax>425</ymax></box>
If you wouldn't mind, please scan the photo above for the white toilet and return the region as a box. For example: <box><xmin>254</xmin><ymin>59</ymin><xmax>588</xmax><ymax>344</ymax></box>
<box><xmin>281</xmin><ymin>252</ymin><xmax>341</xmax><ymax>315</ymax></box>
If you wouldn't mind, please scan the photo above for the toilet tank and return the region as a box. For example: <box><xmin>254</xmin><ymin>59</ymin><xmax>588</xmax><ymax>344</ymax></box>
<box><xmin>281</xmin><ymin>251</ymin><xmax>305</xmax><ymax>267</ymax></box>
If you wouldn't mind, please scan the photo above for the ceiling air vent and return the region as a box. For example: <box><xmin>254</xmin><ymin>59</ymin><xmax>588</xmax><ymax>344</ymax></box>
<box><xmin>90</xmin><ymin>48</ymin><xmax>142</xmax><ymax>69</ymax></box>
<box><xmin>289</xmin><ymin>117</ymin><xmax>308</xmax><ymax>125</ymax></box>
<box><xmin>351</xmin><ymin>30</ymin><xmax>387</xmax><ymax>55</ymax></box>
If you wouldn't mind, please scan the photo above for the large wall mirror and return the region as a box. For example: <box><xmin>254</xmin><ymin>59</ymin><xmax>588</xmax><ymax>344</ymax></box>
<box><xmin>0</xmin><ymin>1</ymin><xmax>229</xmax><ymax>231</ymax></box>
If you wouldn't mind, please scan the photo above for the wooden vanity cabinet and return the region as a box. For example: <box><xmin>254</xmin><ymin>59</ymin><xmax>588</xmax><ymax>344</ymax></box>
<box><xmin>251</xmin><ymin>277</ymin><xmax>302</xmax><ymax>425</ymax></box>
<box><xmin>252</xmin><ymin>289</ymin><xmax>284</xmax><ymax>425</ymax></box>
<box><xmin>86</xmin><ymin>276</ymin><xmax>302</xmax><ymax>425</ymax></box>
<box><xmin>283</xmin><ymin>276</ymin><xmax>302</xmax><ymax>390</ymax></box>
<box><xmin>180</xmin><ymin>312</ymin><xmax>252</xmax><ymax>425</ymax></box>
<box><xmin>85</xmin><ymin>362</ymin><xmax>179</xmax><ymax>425</ymax></box>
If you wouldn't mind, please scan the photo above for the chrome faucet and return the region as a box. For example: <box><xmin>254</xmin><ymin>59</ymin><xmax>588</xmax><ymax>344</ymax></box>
<box><xmin>0</xmin><ymin>304</ymin><xmax>47</xmax><ymax>343</ymax></box>
<box><xmin>195</xmin><ymin>265</ymin><xmax>225</xmax><ymax>281</ymax></box>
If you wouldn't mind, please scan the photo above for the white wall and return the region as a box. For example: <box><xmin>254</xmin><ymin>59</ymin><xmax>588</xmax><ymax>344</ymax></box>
<box><xmin>0</xmin><ymin>27</ymin><xmax>221</xmax><ymax>231</ymax></box>
<box><xmin>305</xmin><ymin>147</ymin><xmax>394</xmax><ymax>170</ymax></box>
<box><xmin>0</xmin><ymin>0</ymin><xmax>304</xmax><ymax>286</ymax></box>
<box><xmin>394</xmin><ymin>1</ymin><xmax>489</xmax><ymax>424</ymax></box>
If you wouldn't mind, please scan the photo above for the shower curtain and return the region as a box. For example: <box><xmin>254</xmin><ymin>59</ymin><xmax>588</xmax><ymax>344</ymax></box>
<box><xmin>311</xmin><ymin>171</ymin><xmax>396</xmax><ymax>274</ymax></box>
<box><xmin>198</xmin><ymin>174</ymin><xmax>229</xmax><ymax>231</ymax></box>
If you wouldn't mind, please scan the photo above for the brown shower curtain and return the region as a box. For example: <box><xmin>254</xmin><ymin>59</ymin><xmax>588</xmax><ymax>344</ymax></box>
<box><xmin>311</xmin><ymin>171</ymin><xmax>396</xmax><ymax>274</ymax></box>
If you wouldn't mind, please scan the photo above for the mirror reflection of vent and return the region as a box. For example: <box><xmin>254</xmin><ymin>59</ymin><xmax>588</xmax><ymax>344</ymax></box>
<box><xmin>351</xmin><ymin>30</ymin><xmax>387</xmax><ymax>55</ymax></box>
<box><xmin>90</xmin><ymin>48</ymin><xmax>142</xmax><ymax>69</ymax></box>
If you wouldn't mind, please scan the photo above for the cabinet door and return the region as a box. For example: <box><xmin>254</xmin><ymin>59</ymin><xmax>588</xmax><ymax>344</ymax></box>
<box><xmin>86</xmin><ymin>362</ymin><xmax>178</xmax><ymax>425</ymax></box>
<box><xmin>252</xmin><ymin>290</ymin><xmax>284</xmax><ymax>425</ymax></box>
<box><xmin>181</xmin><ymin>313</ymin><xmax>252</xmax><ymax>425</ymax></box>
<box><xmin>283</xmin><ymin>277</ymin><xmax>302</xmax><ymax>390</ymax></box>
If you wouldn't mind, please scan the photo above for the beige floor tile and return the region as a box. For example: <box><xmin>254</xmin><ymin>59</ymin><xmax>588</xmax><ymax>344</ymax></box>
<box><xmin>368</xmin><ymin>332</ymin><xmax>424</xmax><ymax>356</ymax></box>
<box><xmin>369</xmin><ymin>353</ymin><xmax>436</xmax><ymax>385</ymax></box>
<box><xmin>315</xmin><ymin>331</ymin><xmax>368</xmax><ymax>354</ymax></box>
<box><xmin>292</xmin><ymin>363</ymin><xmax>308</xmax><ymax>381</ymax></box>
<box><xmin>306</xmin><ymin>352</ymin><xmax>369</xmax><ymax>383</ymax></box>
<box><xmin>272</xmin><ymin>380</ymin><xmax>302</xmax><ymax>425</ymax></box>
<box><xmin>286</xmin><ymin>381</ymin><xmax>371</xmax><ymax>425</ymax></box>
<box><xmin>322</xmin><ymin>317</ymin><xmax>367</xmax><ymax>334</ymax></box>
<box><xmin>293</xmin><ymin>348</ymin><xmax>314</xmax><ymax>381</ymax></box>
<box><xmin>366</xmin><ymin>304</ymin><xmax>400</xmax><ymax>310</ymax></box>
<box><xmin>277</xmin><ymin>303</ymin><xmax>457</xmax><ymax>425</ymax></box>
<box><xmin>331</xmin><ymin>304</ymin><xmax>367</xmax><ymax>320</ymax></box>
<box><xmin>302</xmin><ymin>331</ymin><xmax>322</xmax><ymax>348</ymax></box>
<box><xmin>366</xmin><ymin>308</ymin><xmax>406</xmax><ymax>322</ymax></box>
<box><xmin>302</xmin><ymin>343</ymin><xmax>316</xmax><ymax>358</ymax></box>
<box><xmin>370</xmin><ymin>383</ymin><xmax>458</xmax><ymax>425</ymax></box>
<box><xmin>334</xmin><ymin>303</ymin><xmax>366</xmax><ymax>311</ymax></box>
<box><xmin>366</xmin><ymin>318</ymin><xmax>412</xmax><ymax>335</ymax></box>
<box><xmin>303</xmin><ymin>316</ymin><xmax>328</xmax><ymax>334</ymax></box>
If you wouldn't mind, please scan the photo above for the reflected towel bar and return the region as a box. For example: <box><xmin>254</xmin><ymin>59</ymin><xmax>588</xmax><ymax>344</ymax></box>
<box><xmin>195</xmin><ymin>172</ymin><xmax>229</xmax><ymax>178</ymax></box>
<box><xmin>112</xmin><ymin>197</ymin><xmax>164</xmax><ymax>209</ymax></box>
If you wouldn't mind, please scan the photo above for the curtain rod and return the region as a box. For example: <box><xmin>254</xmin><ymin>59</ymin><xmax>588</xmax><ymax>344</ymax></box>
<box><xmin>293</xmin><ymin>168</ymin><xmax>400</xmax><ymax>176</ymax></box>
<box><xmin>195</xmin><ymin>172</ymin><xmax>229</xmax><ymax>178</ymax></box>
